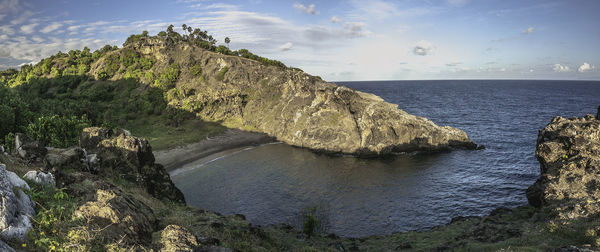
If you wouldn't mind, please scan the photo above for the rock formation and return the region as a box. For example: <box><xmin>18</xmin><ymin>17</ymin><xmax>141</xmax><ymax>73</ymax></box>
<box><xmin>79</xmin><ymin>127</ymin><xmax>185</xmax><ymax>203</ymax></box>
<box><xmin>98</xmin><ymin>39</ymin><xmax>478</xmax><ymax>156</ymax></box>
<box><xmin>526</xmin><ymin>113</ymin><xmax>600</xmax><ymax>222</ymax></box>
<box><xmin>0</xmin><ymin>164</ymin><xmax>34</xmax><ymax>243</ymax></box>
<box><xmin>23</xmin><ymin>170</ymin><xmax>56</xmax><ymax>187</ymax></box>
<box><xmin>74</xmin><ymin>186</ymin><xmax>157</xmax><ymax>246</ymax></box>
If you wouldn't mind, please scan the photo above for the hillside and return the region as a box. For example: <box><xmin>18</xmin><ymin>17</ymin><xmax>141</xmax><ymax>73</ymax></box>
<box><xmin>0</xmin><ymin>25</ymin><xmax>477</xmax><ymax>156</ymax></box>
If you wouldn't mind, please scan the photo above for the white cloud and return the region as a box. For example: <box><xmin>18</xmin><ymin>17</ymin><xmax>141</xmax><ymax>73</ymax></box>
<box><xmin>40</xmin><ymin>22</ymin><xmax>63</xmax><ymax>34</ymax></box>
<box><xmin>0</xmin><ymin>14</ymin><xmax>5</xmax><ymax>21</ymax></box>
<box><xmin>0</xmin><ymin>0</ymin><xmax>20</xmax><ymax>14</ymax></box>
<box><xmin>330</xmin><ymin>16</ymin><xmax>342</xmax><ymax>23</ymax></box>
<box><xmin>447</xmin><ymin>0</ymin><xmax>467</xmax><ymax>6</ymax></box>
<box><xmin>0</xmin><ymin>25</ymin><xmax>14</xmax><ymax>35</ymax></box>
<box><xmin>346</xmin><ymin>0</ymin><xmax>436</xmax><ymax>21</ymax></box>
<box><xmin>343</xmin><ymin>22</ymin><xmax>369</xmax><ymax>38</ymax></box>
<box><xmin>11</xmin><ymin>10</ymin><xmax>33</xmax><ymax>25</ymax></box>
<box><xmin>279</xmin><ymin>42</ymin><xmax>293</xmax><ymax>51</ymax></box>
<box><xmin>293</xmin><ymin>3</ymin><xmax>316</xmax><ymax>15</ymax></box>
<box><xmin>553</xmin><ymin>64</ymin><xmax>571</xmax><ymax>72</ymax></box>
<box><xmin>19</xmin><ymin>23</ymin><xmax>38</xmax><ymax>34</ymax></box>
<box><xmin>578</xmin><ymin>62</ymin><xmax>595</xmax><ymax>72</ymax></box>
<box><xmin>445</xmin><ymin>62</ymin><xmax>462</xmax><ymax>67</ymax></box>
<box><xmin>191</xmin><ymin>3</ymin><xmax>238</xmax><ymax>10</ymax></box>
<box><xmin>412</xmin><ymin>40</ymin><xmax>434</xmax><ymax>56</ymax></box>
<box><xmin>31</xmin><ymin>36</ymin><xmax>44</xmax><ymax>43</ymax></box>
<box><xmin>522</xmin><ymin>26</ymin><xmax>535</xmax><ymax>34</ymax></box>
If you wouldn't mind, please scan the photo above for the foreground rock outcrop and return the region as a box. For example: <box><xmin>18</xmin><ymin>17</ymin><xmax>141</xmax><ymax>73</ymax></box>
<box><xmin>0</xmin><ymin>164</ymin><xmax>34</xmax><ymax>245</ymax></box>
<box><xmin>78</xmin><ymin>127</ymin><xmax>185</xmax><ymax>203</ymax></box>
<box><xmin>527</xmin><ymin>112</ymin><xmax>600</xmax><ymax>222</ymax></box>
<box><xmin>99</xmin><ymin>38</ymin><xmax>478</xmax><ymax>156</ymax></box>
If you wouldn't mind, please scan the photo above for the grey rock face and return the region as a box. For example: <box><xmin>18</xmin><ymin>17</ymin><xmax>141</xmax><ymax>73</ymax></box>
<box><xmin>23</xmin><ymin>171</ymin><xmax>56</xmax><ymax>187</ymax></box>
<box><xmin>44</xmin><ymin>147</ymin><xmax>85</xmax><ymax>170</ymax></box>
<box><xmin>0</xmin><ymin>164</ymin><xmax>35</xmax><ymax>242</ymax></box>
<box><xmin>0</xmin><ymin>240</ymin><xmax>15</xmax><ymax>252</ymax></box>
<box><xmin>14</xmin><ymin>133</ymin><xmax>46</xmax><ymax>160</ymax></box>
<box><xmin>526</xmin><ymin>113</ymin><xmax>600</xmax><ymax>220</ymax></box>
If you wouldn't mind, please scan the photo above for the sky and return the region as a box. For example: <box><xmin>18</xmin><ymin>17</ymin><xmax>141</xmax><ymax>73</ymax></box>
<box><xmin>0</xmin><ymin>0</ymin><xmax>599</xmax><ymax>81</ymax></box>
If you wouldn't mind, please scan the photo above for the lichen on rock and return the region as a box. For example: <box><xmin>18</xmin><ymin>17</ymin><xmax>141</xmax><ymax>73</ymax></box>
<box><xmin>527</xmin><ymin>113</ymin><xmax>600</xmax><ymax>221</ymax></box>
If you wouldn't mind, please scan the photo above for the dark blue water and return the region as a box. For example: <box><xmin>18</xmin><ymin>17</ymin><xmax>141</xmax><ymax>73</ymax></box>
<box><xmin>171</xmin><ymin>80</ymin><xmax>600</xmax><ymax>237</ymax></box>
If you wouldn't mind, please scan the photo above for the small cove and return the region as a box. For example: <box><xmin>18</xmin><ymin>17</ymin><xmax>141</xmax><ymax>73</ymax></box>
<box><xmin>171</xmin><ymin>80</ymin><xmax>600</xmax><ymax>237</ymax></box>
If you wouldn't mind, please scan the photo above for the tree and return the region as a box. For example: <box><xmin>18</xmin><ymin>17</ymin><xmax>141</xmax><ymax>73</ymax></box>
<box><xmin>224</xmin><ymin>37</ymin><xmax>230</xmax><ymax>48</ymax></box>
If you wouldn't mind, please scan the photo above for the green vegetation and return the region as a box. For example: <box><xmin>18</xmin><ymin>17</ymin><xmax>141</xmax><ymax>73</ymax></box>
<box><xmin>24</xmin><ymin>184</ymin><xmax>81</xmax><ymax>251</ymax></box>
<box><xmin>26</xmin><ymin>115</ymin><xmax>91</xmax><ymax>148</ymax></box>
<box><xmin>216</xmin><ymin>66</ymin><xmax>229</xmax><ymax>81</ymax></box>
<box><xmin>302</xmin><ymin>207</ymin><xmax>320</xmax><ymax>237</ymax></box>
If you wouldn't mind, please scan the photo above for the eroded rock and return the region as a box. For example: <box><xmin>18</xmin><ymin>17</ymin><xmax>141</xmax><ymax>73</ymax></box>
<box><xmin>79</xmin><ymin>127</ymin><xmax>185</xmax><ymax>203</ymax></box>
<box><xmin>159</xmin><ymin>224</ymin><xmax>199</xmax><ymax>252</ymax></box>
<box><xmin>526</xmin><ymin>113</ymin><xmax>600</xmax><ymax>221</ymax></box>
<box><xmin>0</xmin><ymin>164</ymin><xmax>35</xmax><ymax>242</ymax></box>
<box><xmin>23</xmin><ymin>170</ymin><xmax>56</xmax><ymax>187</ymax></box>
<box><xmin>14</xmin><ymin>133</ymin><xmax>46</xmax><ymax>161</ymax></box>
<box><xmin>44</xmin><ymin>146</ymin><xmax>85</xmax><ymax>170</ymax></box>
<box><xmin>74</xmin><ymin>187</ymin><xmax>157</xmax><ymax>246</ymax></box>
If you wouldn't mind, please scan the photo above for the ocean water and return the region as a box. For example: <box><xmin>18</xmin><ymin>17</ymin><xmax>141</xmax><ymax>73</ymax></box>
<box><xmin>171</xmin><ymin>80</ymin><xmax>600</xmax><ymax>237</ymax></box>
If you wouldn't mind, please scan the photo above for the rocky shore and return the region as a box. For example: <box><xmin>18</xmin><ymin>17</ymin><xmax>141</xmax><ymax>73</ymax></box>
<box><xmin>0</xmin><ymin>107</ymin><xmax>598</xmax><ymax>251</ymax></box>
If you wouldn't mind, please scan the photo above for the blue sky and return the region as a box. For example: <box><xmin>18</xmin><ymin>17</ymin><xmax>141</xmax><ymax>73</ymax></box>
<box><xmin>0</xmin><ymin>0</ymin><xmax>599</xmax><ymax>81</ymax></box>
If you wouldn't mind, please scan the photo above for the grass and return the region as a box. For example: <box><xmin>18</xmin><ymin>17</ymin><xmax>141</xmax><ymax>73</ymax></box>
<box><xmin>124</xmin><ymin>115</ymin><xmax>227</xmax><ymax>150</ymax></box>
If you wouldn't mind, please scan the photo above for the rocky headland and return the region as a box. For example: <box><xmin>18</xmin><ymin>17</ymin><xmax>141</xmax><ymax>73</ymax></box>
<box><xmin>0</xmin><ymin>107</ymin><xmax>597</xmax><ymax>251</ymax></box>
<box><xmin>102</xmin><ymin>36</ymin><xmax>478</xmax><ymax>156</ymax></box>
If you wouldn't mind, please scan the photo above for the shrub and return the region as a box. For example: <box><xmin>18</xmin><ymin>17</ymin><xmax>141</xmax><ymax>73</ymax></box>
<box><xmin>26</xmin><ymin>184</ymin><xmax>80</xmax><ymax>251</ymax></box>
<box><xmin>303</xmin><ymin>207</ymin><xmax>320</xmax><ymax>237</ymax></box>
<box><xmin>216</xmin><ymin>67</ymin><xmax>228</xmax><ymax>81</ymax></box>
<box><xmin>26</xmin><ymin>115</ymin><xmax>91</xmax><ymax>147</ymax></box>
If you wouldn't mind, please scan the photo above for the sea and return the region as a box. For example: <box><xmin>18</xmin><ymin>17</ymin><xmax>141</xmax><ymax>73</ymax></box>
<box><xmin>171</xmin><ymin>80</ymin><xmax>600</xmax><ymax>237</ymax></box>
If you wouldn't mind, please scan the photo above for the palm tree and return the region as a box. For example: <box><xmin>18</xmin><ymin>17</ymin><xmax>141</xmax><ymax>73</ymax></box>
<box><xmin>225</xmin><ymin>37</ymin><xmax>231</xmax><ymax>48</ymax></box>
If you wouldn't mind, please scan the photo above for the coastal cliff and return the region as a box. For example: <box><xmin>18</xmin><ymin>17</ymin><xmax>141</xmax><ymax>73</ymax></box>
<box><xmin>0</xmin><ymin>108</ymin><xmax>598</xmax><ymax>251</ymax></box>
<box><xmin>94</xmin><ymin>37</ymin><xmax>476</xmax><ymax>155</ymax></box>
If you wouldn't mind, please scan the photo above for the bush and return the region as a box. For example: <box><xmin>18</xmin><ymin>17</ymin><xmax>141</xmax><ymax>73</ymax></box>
<box><xmin>26</xmin><ymin>115</ymin><xmax>91</xmax><ymax>147</ymax></box>
<box><xmin>216</xmin><ymin>67</ymin><xmax>228</xmax><ymax>81</ymax></box>
<box><xmin>303</xmin><ymin>207</ymin><xmax>320</xmax><ymax>237</ymax></box>
<box><xmin>153</xmin><ymin>64</ymin><xmax>180</xmax><ymax>90</ymax></box>
<box><xmin>26</xmin><ymin>184</ymin><xmax>80</xmax><ymax>251</ymax></box>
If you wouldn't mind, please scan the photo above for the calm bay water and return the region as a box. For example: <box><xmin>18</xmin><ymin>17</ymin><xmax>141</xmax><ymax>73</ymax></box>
<box><xmin>171</xmin><ymin>80</ymin><xmax>600</xmax><ymax>237</ymax></box>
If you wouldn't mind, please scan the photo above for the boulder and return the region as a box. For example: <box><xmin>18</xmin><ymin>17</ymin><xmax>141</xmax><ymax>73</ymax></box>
<box><xmin>23</xmin><ymin>170</ymin><xmax>56</xmax><ymax>187</ymax></box>
<box><xmin>14</xmin><ymin>133</ymin><xmax>46</xmax><ymax>160</ymax></box>
<box><xmin>74</xmin><ymin>187</ymin><xmax>157</xmax><ymax>246</ymax></box>
<box><xmin>0</xmin><ymin>164</ymin><xmax>35</xmax><ymax>242</ymax></box>
<box><xmin>0</xmin><ymin>240</ymin><xmax>14</xmax><ymax>252</ymax></box>
<box><xmin>526</xmin><ymin>113</ymin><xmax>600</xmax><ymax>220</ymax></box>
<box><xmin>79</xmin><ymin>127</ymin><xmax>185</xmax><ymax>203</ymax></box>
<box><xmin>44</xmin><ymin>146</ymin><xmax>85</xmax><ymax>170</ymax></box>
<box><xmin>159</xmin><ymin>225</ymin><xmax>199</xmax><ymax>252</ymax></box>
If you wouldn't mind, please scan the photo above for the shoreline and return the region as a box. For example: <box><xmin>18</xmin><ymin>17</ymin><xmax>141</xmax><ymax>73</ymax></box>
<box><xmin>154</xmin><ymin>128</ymin><xmax>275</xmax><ymax>172</ymax></box>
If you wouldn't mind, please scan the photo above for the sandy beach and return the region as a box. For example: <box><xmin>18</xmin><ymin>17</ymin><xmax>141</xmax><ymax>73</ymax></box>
<box><xmin>154</xmin><ymin>128</ymin><xmax>275</xmax><ymax>171</ymax></box>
